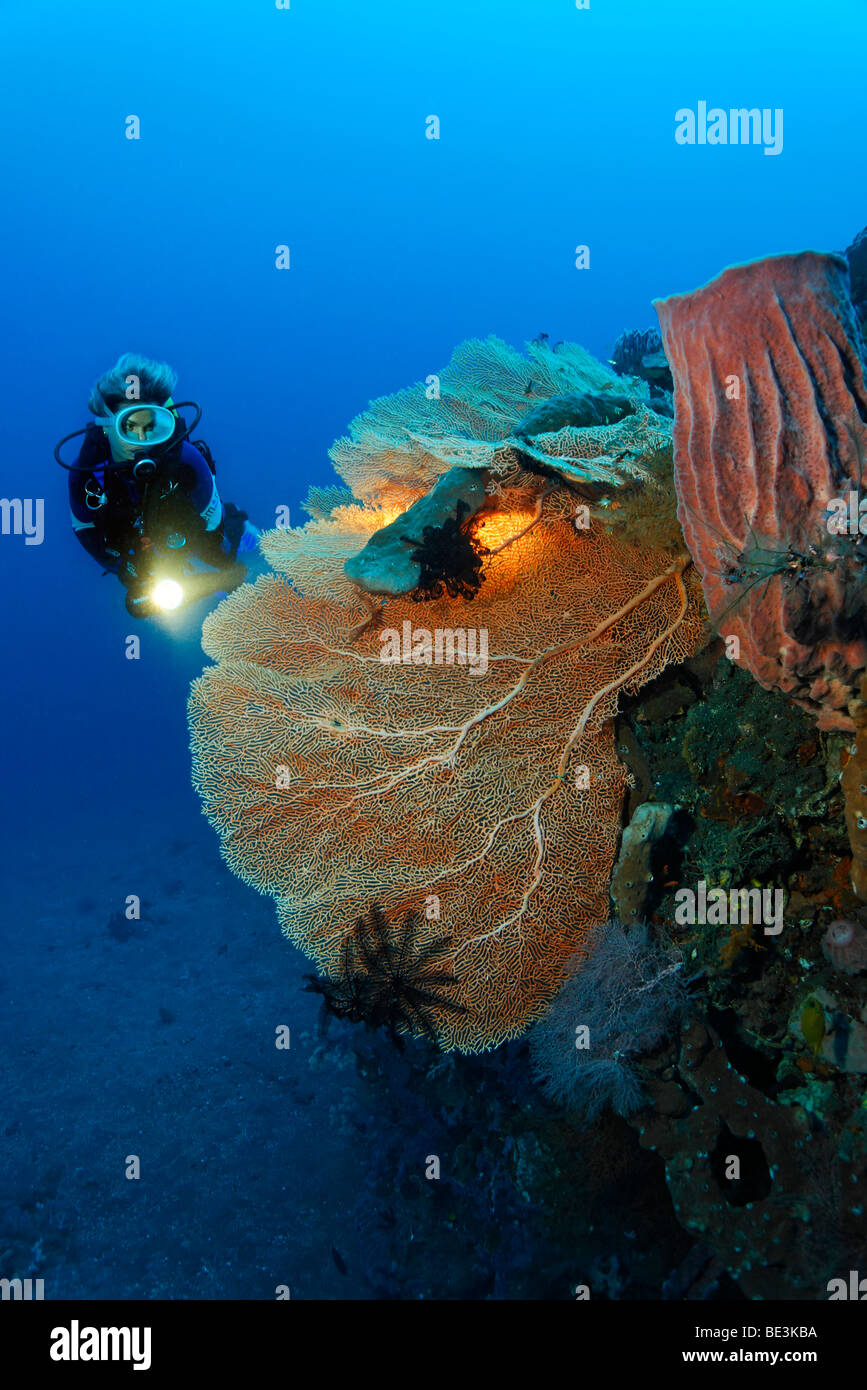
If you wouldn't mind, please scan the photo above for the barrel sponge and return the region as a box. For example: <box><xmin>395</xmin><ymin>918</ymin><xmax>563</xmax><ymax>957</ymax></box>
<box><xmin>655</xmin><ymin>251</ymin><xmax>867</xmax><ymax>733</ymax></box>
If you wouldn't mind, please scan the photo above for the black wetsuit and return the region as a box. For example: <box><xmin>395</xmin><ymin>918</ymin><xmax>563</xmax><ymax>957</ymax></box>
<box><xmin>68</xmin><ymin>423</ymin><xmax>231</xmax><ymax>575</ymax></box>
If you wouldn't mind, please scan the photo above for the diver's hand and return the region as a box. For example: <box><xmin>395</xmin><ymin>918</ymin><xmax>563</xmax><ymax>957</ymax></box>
<box><xmin>124</xmin><ymin>585</ymin><xmax>158</xmax><ymax>619</ymax></box>
<box><xmin>125</xmin><ymin>594</ymin><xmax>157</xmax><ymax>618</ymax></box>
<box><xmin>121</xmin><ymin>561</ymin><xmax>247</xmax><ymax>618</ymax></box>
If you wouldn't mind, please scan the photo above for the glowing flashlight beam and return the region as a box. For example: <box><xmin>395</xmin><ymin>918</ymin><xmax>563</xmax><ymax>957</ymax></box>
<box><xmin>152</xmin><ymin>578</ymin><xmax>184</xmax><ymax>611</ymax></box>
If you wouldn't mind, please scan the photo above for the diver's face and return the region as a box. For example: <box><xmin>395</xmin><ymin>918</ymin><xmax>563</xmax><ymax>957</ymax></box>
<box><xmin>121</xmin><ymin>408</ymin><xmax>157</xmax><ymax>441</ymax></box>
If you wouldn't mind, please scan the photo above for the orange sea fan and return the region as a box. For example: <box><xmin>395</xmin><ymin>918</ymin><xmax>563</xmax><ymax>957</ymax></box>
<box><xmin>189</xmin><ymin>488</ymin><xmax>704</xmax><ymax>1051</ymax></box>
<box><xmin>329</xmin><ymin>335</ymin><xmax>664</xmax><ymax>505</ymax></box>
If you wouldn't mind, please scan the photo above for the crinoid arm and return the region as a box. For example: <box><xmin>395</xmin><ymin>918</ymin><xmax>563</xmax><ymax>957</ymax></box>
<box><xmin>301</xmin><ymin>905</ymin><xmax>468</xmax><ymax>1048</ymax></box>
<box><xmin>403</xmin><ymin>499</ymin><xmax>489</xmax><ymax>602</ymax></box>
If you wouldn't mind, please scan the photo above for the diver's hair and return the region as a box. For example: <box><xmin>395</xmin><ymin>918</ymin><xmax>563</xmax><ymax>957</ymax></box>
<box><xmin>88</xmin><ymin>353</ymin><xmax>178</xmax><ymax>416</ymax></box>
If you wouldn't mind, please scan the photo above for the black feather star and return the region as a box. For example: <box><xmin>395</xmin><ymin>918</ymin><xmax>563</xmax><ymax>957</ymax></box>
<box><xmin>402</xmin><ymin>499</ymin><xmax>488</xmax><ymax>602</ymax></box>
<box><xmin>303</xmin><ymin>904</ymin><xmax>468</xmax><ymax>1050</ymax></box>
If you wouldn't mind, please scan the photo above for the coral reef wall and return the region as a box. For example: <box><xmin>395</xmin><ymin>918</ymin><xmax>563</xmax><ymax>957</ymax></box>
<box><xmin>840</xmin><ymin>674</ymin><xmax>867</xmax><ymax>896</ymax></box>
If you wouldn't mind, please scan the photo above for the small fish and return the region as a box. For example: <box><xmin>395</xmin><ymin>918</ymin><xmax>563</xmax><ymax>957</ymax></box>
<box><xmin>800</xmin><ymin>996</ymin><xmax>826</xmax><ymax>1057</ymax></box>
<box><xmin>524</xmin><ymin>380</ymin><xmax>535</xmax><ymax>396</ymax></box>
<box><xmin>331</xmin><ymin>1244</ymin><xmax>348</xmax><ymax>1276</ymax></box>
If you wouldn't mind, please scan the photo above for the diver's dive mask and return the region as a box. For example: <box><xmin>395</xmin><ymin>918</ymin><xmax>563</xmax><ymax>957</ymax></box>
<box><xmin>54</xmin><ymin>399</ymin><xmax>202</xmax><ymax>476</ymax></box>
<box><xmin>104</xmin><ymin>402</ymin><xmax>178</xmax><ymax>475</ymax></box>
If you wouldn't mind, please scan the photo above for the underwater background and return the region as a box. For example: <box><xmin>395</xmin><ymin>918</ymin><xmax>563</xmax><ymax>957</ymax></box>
<box><xmin>1</xmin><ymin>0</ymin><xmax>866</xmax><ymax>1301</ymax></box>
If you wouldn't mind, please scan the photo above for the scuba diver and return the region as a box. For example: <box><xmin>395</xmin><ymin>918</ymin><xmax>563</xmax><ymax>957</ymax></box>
<box><xmin>57</xmin><ymin>353</ymin><xmax>260</xmax><ymax>617</ymax></box>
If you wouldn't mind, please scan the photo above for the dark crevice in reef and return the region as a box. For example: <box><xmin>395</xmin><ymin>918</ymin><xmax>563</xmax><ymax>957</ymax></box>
<box><xmin>709</xmin><ymin>1122</ymin><xmax>772</xmax><ymax>1207</ymax></box>
<box><xmin>706</xmin><ymin>1006</ymin><xmax>779</xmax><ymax>1097</ymax></box>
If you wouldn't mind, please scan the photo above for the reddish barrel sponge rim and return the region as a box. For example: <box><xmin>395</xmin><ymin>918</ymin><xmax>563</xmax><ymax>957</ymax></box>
<box><xmin>653</xmin><ymin>249</ymin><xmax>867</xmax><ymax>736</ymax></box>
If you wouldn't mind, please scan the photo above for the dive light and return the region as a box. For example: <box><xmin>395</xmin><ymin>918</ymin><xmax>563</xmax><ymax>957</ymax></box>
<box><xmin>137</xmin><ymin>561</ymin><xmax>249</xmax><ymax>617</ymax></box>
<box><xmin>152</xmin><ymin>578</ymin><xmax>185</xmax><ymax>611</ymax></box>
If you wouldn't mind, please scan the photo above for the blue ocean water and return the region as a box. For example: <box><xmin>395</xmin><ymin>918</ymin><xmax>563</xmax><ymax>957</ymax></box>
<box><xmin>1</xmin><ymin>0</ymin><xmax>865</xmax><ymax>1304</ymax></box>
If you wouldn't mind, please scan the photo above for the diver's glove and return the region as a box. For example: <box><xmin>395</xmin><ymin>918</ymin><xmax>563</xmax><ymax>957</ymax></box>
<box><xmin>235</xmin><ymin>520</ymin><xmax>261</xmax><ymax>556</ymax></box>
<box><xmin>124</xmin><ymin>585</ymin><xmax>159</xmax><ymax>618</ymax></box>
<box><xmin>117</xmin><ymin>552</ymin><xmax>157</xmax><ymax>616</ymax></box>
<box><xmin>122</xmin><ymin>560</ymin><xmax>248</xmax><ymax>618</ymax></box>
